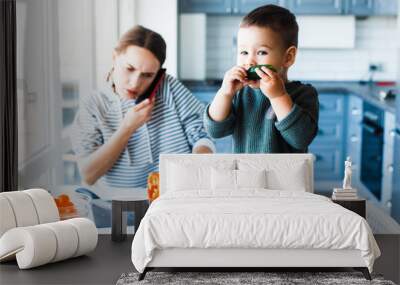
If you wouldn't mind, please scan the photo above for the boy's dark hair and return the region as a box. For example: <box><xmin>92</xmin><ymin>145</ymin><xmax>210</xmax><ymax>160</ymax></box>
<box><xmin>240</xmin><ymin>4</ymin><xmax>298</xmax><ymax>48</ymax></box>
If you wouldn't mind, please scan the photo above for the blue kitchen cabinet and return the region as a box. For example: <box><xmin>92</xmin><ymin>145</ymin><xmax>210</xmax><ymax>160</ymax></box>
<box><xmin>192</xmin><ymin>91</ymin><xmax>215</xmax><ymax>106</ymax></box>
<box><xmin>391</xmin><ymin>129</ymin><xmax>400</xmax><ymax>223</ymax></box>
<box><xmin>180</xmin><ymin>0</ymin><xmax>232</xmax><ymax>13</ymax></box>
<box><xmin>345</xmin><ymin>0</ymin><xmax>374</xmax><ymax>16</ymax></box>
<box><xmin>344</xmin><ymin>0</ymin><xmax>398</xmax><ymax>16</ymax></box>
<box><xmin>309</xmin><ymin>92</ymin><xmax>346</xmax><ymax>181</ymax></box>
<box><xmin>373</xmin><ymin>0</ymin><xmax>398</xmax><ymax>16</ymax></box>
<box><xmin>235</xmin><ymin>0</ymin><xmax>280</xmax><ymax>14</ymax></box>
<box><xmin>391</xmin><ymin>88</ymin><xmax>400</xmax><ymax>222</ymax></box>
<box><xmin>191</xmin><ymin>90</ymin><xmax>233</xmax><ymax>153</ymax></box>
<box><xmin>381</xmin><ymin>112</ymin><xmax>396</xmax><ymax>213</ymax></box>
<box><xmin>312</xmin><ymin>120</ymin><xmax>343</xmax><ymax>144</ymax></box>
<box><xmin>285</xmin><ymin>0</ymin><xmax>344</xmax><ymax>15</ymax></box>
<box><xmin>345</xmin><ymin>95</ymin><xmax>363</xmax><ymax>185</ymax></box>
<box><xmin>180</xmin><ymin>0</ymin><xmax>279</xmax><ymax>14</ymax></box>
<box><xmin>309</xmin><ymin>146</ymin><xmax>343</xmax><ymax>180</ymax></box>
<box><xmin>180</xmin><ymin>0</ymin><xmax>397</xmax><ymax>15</ymax></box>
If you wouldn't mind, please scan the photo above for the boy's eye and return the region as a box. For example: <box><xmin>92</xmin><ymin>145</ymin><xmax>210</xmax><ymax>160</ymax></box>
<box><xmin>126</xmin><ymin>66</ymin><xmax>134</xmax><ymax>71</ymax></box>
<box><xmin>240</xmin><ymin>51</ymin><xmax>248</xmax><ymax>55</ymax></box>
<box><xmin>257</xmin><ymin>50</ymin><xmax>268</xmax><ymax>55</ymax></box>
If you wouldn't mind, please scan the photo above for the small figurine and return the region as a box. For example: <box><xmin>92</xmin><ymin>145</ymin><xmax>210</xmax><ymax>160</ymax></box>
<box><xmin>343</xmin><ymin>156</ymin><xmax>352</xmax><ymax>190</ymax></box>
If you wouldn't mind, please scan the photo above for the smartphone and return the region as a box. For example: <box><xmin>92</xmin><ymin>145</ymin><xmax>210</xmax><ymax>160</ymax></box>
<box><xmin>135</xmin><ymin>68</ymin><xmax>166</xmax><ymax>104</ymax></box>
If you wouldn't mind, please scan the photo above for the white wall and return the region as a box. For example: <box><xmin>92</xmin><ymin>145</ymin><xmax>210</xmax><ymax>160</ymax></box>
<box><xmin>58</xmin><ymin>0</ymin><xmax>98</xmax><ymax>95</ymax></box>
<box><xmin>94</xmin><ymin>0</ymin><xmax>119</xmax><ymax>92</ymax></box>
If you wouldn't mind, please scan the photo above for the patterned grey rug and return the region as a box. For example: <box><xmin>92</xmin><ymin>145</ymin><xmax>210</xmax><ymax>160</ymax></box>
<box><xmin>116</xmin><ymin>271</ymin><xmax>396</xmax><ymax>285</ymax></box>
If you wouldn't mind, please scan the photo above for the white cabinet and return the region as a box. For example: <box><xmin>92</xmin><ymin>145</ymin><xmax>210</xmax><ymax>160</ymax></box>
<box><xmin>17</xmin><ymin>0</ymin><xmax>63</xmax><ymax>188</ymax></box>
<box><xmin>134</xmin><ymin>0</ymin><xmax>178</xmax><ymax>77</ymax></box>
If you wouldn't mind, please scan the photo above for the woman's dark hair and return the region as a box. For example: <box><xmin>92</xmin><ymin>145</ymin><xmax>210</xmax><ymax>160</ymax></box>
<box><xmin>240</xmin><ymin>4</ymin><xmax>298</xmax><ymax>48</ymax></box>
<box><xmin>107</xmin><ymin>25</ymin><xmax>166</xmax><ymax>91</ymax></box>
<box><xmin>114</xmin><ymin>25</ymin><xmax>166</xmax><ymax>65</ymax></box>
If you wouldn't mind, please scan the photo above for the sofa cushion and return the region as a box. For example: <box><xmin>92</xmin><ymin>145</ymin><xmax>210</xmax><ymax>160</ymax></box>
<box><xmin>0</xmin><ymin>189</ymin><xmax>59</xmax><ymax>238</ymax></box>
<box><xmin>0</xmin><ymin>218</ymin><xmax>97</xmax><ymax>269</ymax></box>
<box><xmin>0</xmin><ymin>196</ymin><xmax>17</xmax><ymax>237</ymax></box>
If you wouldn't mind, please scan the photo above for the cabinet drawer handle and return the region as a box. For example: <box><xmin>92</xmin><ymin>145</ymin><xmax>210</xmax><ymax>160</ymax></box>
<box><xmin>350</xmin><ymin>135</ymin><xmax>358</xmax><ymax>142</ymax></box>
<box><xmin>317</xmin><ymin>130</ymin><xmax>324</xmax><ymax>135</ymax></box>
<box><xmin>362</xmin><ymin>123</ymin><xmax>381</xmax><ymax>135</ymax></box>
<box><xmin>351</xmin><ymin>108</ymin><xmax>361</xmax><ymax>116</ymax></box>
<box><xmin>364</xmin><ymin>111</ymin><xmax>379</xmax><ymax>122</ymax></box>
<box><xmin>315</xmin><ymin>154</ymin><xmax>323</xmax><ymax>161</ymax></box>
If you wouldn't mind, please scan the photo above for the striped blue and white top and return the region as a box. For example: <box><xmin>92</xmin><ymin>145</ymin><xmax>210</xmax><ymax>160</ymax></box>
<box><xmin>71</xmin><ymin>74</ymin><xmax>215</xmax><ymax>188</ymax></box>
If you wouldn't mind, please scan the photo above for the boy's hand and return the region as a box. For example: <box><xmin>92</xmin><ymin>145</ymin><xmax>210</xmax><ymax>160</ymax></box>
<box><xmin>219</xmin><ymin>66</ymin><xmax>248</xmax><ymax>98</ymax></box>
<box><xmin>255</xmin><ymin>66</ymin><xmax>287</xmax><ymax>99</ymax></box>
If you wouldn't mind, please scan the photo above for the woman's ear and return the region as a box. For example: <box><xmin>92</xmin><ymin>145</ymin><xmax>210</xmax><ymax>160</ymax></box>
<box><xmin>283</xmin><ymin>46</ymin><xmax>297</xmax><ymax>68</ymax></box>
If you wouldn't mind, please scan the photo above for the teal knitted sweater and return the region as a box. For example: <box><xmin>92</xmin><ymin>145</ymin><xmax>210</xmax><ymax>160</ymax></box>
<box><xmin>203</xmin><ymin>81</ymin><xmax>319</xmax><ymax>153</ymax></box>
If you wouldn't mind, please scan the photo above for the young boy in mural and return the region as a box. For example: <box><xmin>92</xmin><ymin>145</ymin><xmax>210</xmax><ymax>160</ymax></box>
<box><xmin>204</xmin><ymin>4</ymin><xmax>319</xmax><ymax>153</ymax></box>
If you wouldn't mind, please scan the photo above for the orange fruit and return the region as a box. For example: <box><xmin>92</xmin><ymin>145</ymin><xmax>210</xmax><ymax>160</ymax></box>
<box><xmin>58</xmin><ymin>194</ymin><xmax>70</xmax><ymax>206</ymax></box>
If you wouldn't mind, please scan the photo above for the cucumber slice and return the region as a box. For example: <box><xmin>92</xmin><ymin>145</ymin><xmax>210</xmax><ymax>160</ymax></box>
<box><xmin>246</xmin><ymin>64</ymin><xmax>277</xmax><ymax>80</ymax></box>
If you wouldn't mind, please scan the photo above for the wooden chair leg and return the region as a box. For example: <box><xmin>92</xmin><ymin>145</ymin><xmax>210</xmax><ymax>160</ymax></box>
<box><xmin>354</xmin><ymin>267</ymin><xmax>372</xmax><ymax>280</ymax></box>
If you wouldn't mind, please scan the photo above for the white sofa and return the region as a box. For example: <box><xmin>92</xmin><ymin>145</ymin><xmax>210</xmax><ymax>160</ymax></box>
<box><xmin>0</xmin><ymin>189</ymin><xmax>98</xmax><ymax>269</ymax></box>
<box><xmin>132</xmin><ymin>154</ymin><xmax>379</xmax><ymax>281</ymax></box>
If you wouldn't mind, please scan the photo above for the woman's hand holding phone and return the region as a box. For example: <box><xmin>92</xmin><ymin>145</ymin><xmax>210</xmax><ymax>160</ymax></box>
<box><xmin>121</xmin><ymin>98</ymin><xmax>155</xmax><ymax>133</ymax></box>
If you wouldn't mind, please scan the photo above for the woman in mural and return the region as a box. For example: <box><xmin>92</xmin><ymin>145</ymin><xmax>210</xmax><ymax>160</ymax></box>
<box><xmin>70</xmin><ymin>25</ymin><xmax>214</xmax><ymax>226</ymax></box>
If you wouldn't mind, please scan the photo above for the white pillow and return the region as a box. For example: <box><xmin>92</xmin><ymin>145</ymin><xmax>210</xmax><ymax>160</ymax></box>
<box><xmin>211</xmin><ymin>168</ymin><xmax>267</xmax><ymax>190</ymax></box>
<box><xmin>236</xmin><ymin>169</ymin><xmax>267</xmax><ymax>189</ymax></box>
<box><xmin>266</xmin><ymin>166</ymin><xmax>308</xmax><ymax>191</ymax></box>
<box><xmin>211</xmin><ymin>168</ymin><xmax>236</xmax><ymax>190</ymax></box>
<box><xmin>237</xmin><ymin>159</ymin><xmax>309</xmax><ymax>191</ymax></box>
<box><xmin>167</xmin><ymin>160</ymin><xmax>235</xmax><ymax>192</ymax></box>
